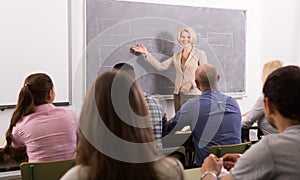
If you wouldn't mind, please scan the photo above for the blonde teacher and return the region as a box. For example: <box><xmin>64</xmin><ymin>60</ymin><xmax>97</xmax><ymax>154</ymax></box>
<box><xmin>132</xmin><ymin>27</ymin><xmax>207</xmax><ymax>112</ymax></box>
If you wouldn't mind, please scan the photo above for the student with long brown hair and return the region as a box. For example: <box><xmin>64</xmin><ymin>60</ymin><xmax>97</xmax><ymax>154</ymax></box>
<box><xmin>61</xmin><ymin>71</ymin><xmax>184</xmax><ymax>180</ymax></box>
<box><xmin>4</xmin><ymin>73</ymin><xmax>78</xmax><ymax>163</ymax></box>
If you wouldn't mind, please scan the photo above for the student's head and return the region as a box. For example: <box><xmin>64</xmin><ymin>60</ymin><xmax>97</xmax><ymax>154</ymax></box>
<box><xmin>4</xmin><ymin>73</ymin><xmax>54</xmax><ymax>162</ymax></box>
<box><xmin>13</xmin><ymin>72</ymin><xmax>54</xmax><ymax>119</ymax></box>
<box><xmin>262</xmin><ymin>60</ymin><xmax>284</xmax><ymax>85</ymax></box>
<box><xmin>77</xmin><ymin>71</ymin><xmax>160</xmax><ymax>179</ymax></box>
<box><xmin>24</xmin><ymin>73</ymin><xmax>55</xmax><ymax>104</ymax></box>
<box><xmin>195</xmin><ymin>64</ymin><xmax>220</xmax><ymax>91</ymax></box>
<box><xmin>112</xmin><ymin>63</ymin><xmax>136</xmax><ymax>79</ymax></box>
<box><xmin>263</xmin><ymin>65</ymin><xmax>300</xmax><ymax>127</ymax></box>
<box><xmin>177</xmin><ymin>27</ymin><xmax>197</xmax><ymax>46</ymax></box>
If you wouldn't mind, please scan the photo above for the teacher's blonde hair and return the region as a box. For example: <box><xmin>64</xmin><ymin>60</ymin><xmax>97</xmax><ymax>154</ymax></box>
<box><xmin>177</xmin><ymin>27</ymin><xmax>197</xmax><ymax>45</ymax></box>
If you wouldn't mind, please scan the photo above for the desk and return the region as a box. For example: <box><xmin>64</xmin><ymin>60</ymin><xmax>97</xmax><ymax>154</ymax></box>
<box><xmin>184</xmin><ymin>167</ymin><xmax>201</xmax><ymax>180</ymax></box>
<box><xmin>0</xmin><ymin>170</ymin><xmax>21</xmax><ymax>180</ymax></box>
<box><xmin>241</xmin><ymin>123</ymin><xmax>263</xmax><ymax>143</ymax></box>
<box><xmin>162</xmin><ymin>130</ymin><xmax>192</xmax><ymax>148</ymax></box>
<box><xmin>0</xmin><ymin>146</ymin><xmax>27</xmax><ymax>173</ymax></box>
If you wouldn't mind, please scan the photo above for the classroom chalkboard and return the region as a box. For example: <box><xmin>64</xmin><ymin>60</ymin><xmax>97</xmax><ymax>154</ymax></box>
<box><xmin>0</xmin><ymin>0</ymin><xmax>71</xmax><ymax>109</ymax></box>
<box><xmin>86</xmin><ymin>1</ymin><xmax>246</xmax><ymax>96</ymax></box>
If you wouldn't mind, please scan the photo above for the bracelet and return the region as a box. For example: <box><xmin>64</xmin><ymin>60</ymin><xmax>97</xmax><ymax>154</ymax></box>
<box><xmin>201</xmin><ymin>171</ymin><xmax>218</xmax><ymax>180</ymax></box>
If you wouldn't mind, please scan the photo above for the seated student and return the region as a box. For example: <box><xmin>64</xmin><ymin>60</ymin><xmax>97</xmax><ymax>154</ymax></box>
<box><xmin>112</xmin><ymin>63</ymin><xmax>166</xmax><ymax>148</ymax></box>
<box><xmin>165</xmin><ymin>64</ymin><xmax>241</xmax><ymax>166</ymax></box>
<box><xmin>3</xmin><ymin>73</ymin><xmax>78</xmax><ymax>163</ymax></box>
<box><xmin>242</xmin><ymin>60</ymin><xmax>284</xmax><ymax>135</ymax></box>
<box><xmin>201</xmin><ymin>65</ymin><xmax>300</xmax><ymax>180</ymax></box>
<box><xmin>61</xmin><ymin>71</ymin><xmax>184</xmax><ymax>180</ymax></box>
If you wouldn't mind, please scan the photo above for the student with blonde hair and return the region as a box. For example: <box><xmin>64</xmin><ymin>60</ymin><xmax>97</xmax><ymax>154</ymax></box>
<box><xmin>242</xmin><ymin>60</ymin><xmax>284</xmax><ymax>135</ymax></box>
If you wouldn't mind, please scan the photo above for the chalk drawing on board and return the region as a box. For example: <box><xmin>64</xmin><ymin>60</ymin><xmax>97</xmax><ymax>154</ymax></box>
<box><xmin>86</xmin><ymin>1</ymin><xmax>246</xmax><ymax>95</ymax></box>
<box><xmin>207</xmin><ymin>33</ymin><xmax>234</xmax><ymax>47</ymax></box>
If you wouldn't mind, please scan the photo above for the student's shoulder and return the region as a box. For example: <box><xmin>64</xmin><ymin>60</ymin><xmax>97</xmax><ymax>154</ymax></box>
<box><xmin>192</xmin><ymin>47</ymin><xmax>205</xmax><ymax>55</ymax></box>
<box><xmin>154</xmin><ymin>157</ymin><xmax>184</xmax><ymax>180</ymax></box>
<box><xmin>222</xmin><ymin>93</ymin><xmax>239</xmax><ymax>104</ymax></box>
<box><xmin>184</xmin><ymin>97</ymin><xmax>200</xmax><ymax>107</ymax></box>
<box><xmin>144</xmin><ymin>94</ymin><xmax>163</xmax><ymax>107</ymax></box>
<box><xmin>61</xmin><ymin>165</ymin><xmax>89</xmax><ymax>180</ymax></box>
<box><xmin>51</xmin><ymin>106</ymin><xmax>77</xmax><ymax>116</ymax></box>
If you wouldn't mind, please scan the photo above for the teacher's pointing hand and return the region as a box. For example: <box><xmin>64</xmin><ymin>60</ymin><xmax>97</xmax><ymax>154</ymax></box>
<box><xmin>131</xmin><ymin>44</ymin><xmax>149</xmax><ymax>56</ymax></box>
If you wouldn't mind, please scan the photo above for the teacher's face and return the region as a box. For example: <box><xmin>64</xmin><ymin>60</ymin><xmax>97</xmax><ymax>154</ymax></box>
<box><xmin>180</xmin><ymin>31</ymin><xmax>192</xmax><ymax>49</ymax></box>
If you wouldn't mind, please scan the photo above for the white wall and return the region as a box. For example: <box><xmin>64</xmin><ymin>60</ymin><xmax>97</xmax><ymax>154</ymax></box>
<box><xmin>261</xmin><ymin>0</ymin><xmax>300</xmax><ymax>66</ymax></box>
<box><xmin>0</xmin><ymin>0</ymin><xmax>70</xmax><ymax>107</ymax></box>
<box><xmin>0</xmin><ymin>0</ymin><xmax>86</xmax><ymax>137</ymax></box>
<box><xmin>1</xmin><ymin>0</ymin><xmax>300</xmax><ymax>137</ymax></box>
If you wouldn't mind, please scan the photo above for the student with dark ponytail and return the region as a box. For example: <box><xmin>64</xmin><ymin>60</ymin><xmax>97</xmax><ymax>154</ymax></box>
<box><xmin>4</xmin><ymin>73</ymin><xmax>78</xmax><ymax>163</ymax></box>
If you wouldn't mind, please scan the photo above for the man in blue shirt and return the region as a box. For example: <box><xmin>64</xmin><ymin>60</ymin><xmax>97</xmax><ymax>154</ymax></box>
<box><xmin>166</xmin><ymin>64</ymin><xmax>241</xmax><ymax>166</ymax></box>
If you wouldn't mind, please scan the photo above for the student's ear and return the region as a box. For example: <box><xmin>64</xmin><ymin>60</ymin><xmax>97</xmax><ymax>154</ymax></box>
<box><xmin>217</xmin><ymin>74</ymin><xmax>220</xmax><ymax>82</ymax></box>
<box><xmin>195</xmin><ymin>79</ymin><xmax>200</xmax><ymax>88</ymax></box>
<box><xmin>48</xmin><ymin>88</ymin><xmax>55</xmax><ymax>103</ymax></box>
<box><xmin>263</xmin><ymin>97</ymin><xmax>274</xmax><ymax>117</ymax></box>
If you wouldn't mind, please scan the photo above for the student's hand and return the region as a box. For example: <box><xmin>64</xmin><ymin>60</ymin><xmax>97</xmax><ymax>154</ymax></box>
<box><xmin>242</xmin><ymin>112</ymin><xmax>249</xmax><ymax>117</ymax></box>
<box><xmin>222</xmin><ymin>154</ymin><xmax>241</xmax><ymax>171</ymax></box>
<box><xmin>131</xmin><ymin>44</ymin><xmax>149</xmax><ymax>56</ymax></box>
<box><xmin>201</xmin><ymin>154</ymin><xmax>223</xmax><ymax>176</ymax></box>
<box><xmin>180</xmin><ymin>82</ymin><xmax>192</xmax><ymax>93</ymax></box>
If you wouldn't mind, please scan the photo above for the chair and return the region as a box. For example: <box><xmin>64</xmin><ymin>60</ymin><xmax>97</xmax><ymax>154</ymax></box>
<box><xmin>209</xmin><ymin>142</ymin><xmax>252</xmax><ymax>158</ymax></box>
<box><xmin>184</xmin><ymin>167</ymin><xmax>201</xmax><ymax>180</ymax></box>
<box><xmin>20</xmin><ymin>158</ymin><xmax>75</xmax><ymax>180</ymax></box>
<box><xmin>161</xmin><ymin>146</ymin><xmax>186</xmax><ymax>167</ymax></box>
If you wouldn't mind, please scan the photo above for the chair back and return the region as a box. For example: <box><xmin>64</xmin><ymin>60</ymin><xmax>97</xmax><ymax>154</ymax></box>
<box><xmin>209</xmin><ymin>142</ymin><xmax>252</xmax><ymax>158</ymax></box>
<box><xmin>20</xmin><ymin>158</ymin><xmax>75</xmax><ymax>180</ymax></box>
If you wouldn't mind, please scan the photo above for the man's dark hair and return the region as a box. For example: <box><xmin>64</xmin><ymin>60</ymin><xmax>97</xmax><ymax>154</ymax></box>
<box><xmin>263</xmin><ymin>65</ymin><xmax>300</xmax><ymax>121</ymax></box>
<box><xmin>113</xmin><ymin>63</ymin><xmax>135</xmax><ymax>78</ymax></box>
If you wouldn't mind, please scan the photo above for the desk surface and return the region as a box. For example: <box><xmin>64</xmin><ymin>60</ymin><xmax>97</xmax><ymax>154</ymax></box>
<box><xmin>184</xmin><ymin>167</ymin><xmax>201</xmax><ymax>180</ymax></box>
<box><xmin>175</xmin><ymin>130</ymin><xmax>192</xmax><ymax>135</ymax></box>
<box><xmin>0</xmin><ymin>170</ymin><xmax>21</xmax><ymax>180</ymax></box>
<box><xmin>162</xmin><ymin>131</ymin><xmax>192</xmax><ymax>148</ymax></box>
